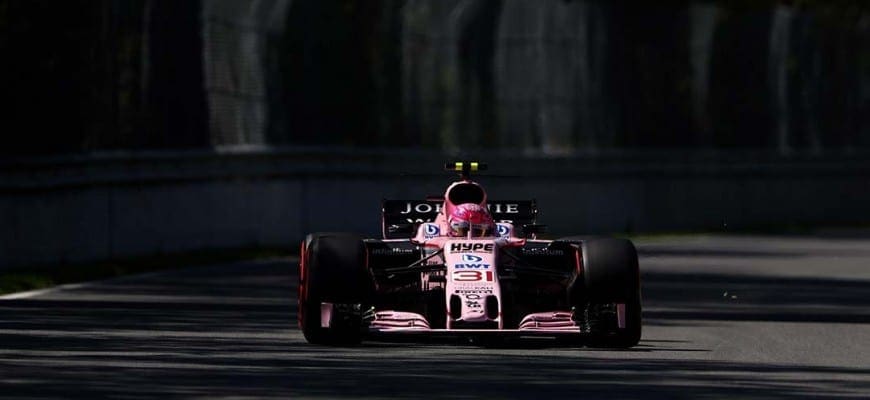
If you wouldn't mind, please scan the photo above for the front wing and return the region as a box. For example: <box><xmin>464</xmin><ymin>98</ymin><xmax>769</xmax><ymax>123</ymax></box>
<box><xmin>319</xmin><ymin>303</ymin><xmax>629</xmax><ymax>337</ymax></box>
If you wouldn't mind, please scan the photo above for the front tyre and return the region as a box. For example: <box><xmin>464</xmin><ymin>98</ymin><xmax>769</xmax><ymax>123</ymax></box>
<box><xmin>298</xmin><ymin>233</ymin><xmax>373</xmax><ymax>345</ymax></box>
<box><xmin>575</xmin><ymin>238</ymin><xmax>642</xmax><ymax>348</ymax></box>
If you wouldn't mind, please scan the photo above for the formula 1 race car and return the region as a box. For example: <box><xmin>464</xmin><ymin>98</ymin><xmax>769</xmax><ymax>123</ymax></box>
<box><xmin>298</xmin><ymin>162</ymin><xmax>641</xmax><ymax>347</ymax></box>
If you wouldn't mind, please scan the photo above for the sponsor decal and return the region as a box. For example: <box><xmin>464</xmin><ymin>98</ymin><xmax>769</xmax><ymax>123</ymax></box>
<box><xmin>454</xmin><ymin>263</ymin><xmax>491</xmax><ymax>269</ymax></box>
<box><xmin>497</xmin><ymin>224</ymin><xmax>510</xmax><ymax>237</ymax></box>
<box><xmin>521</xmin><ymin>248</ymin><xmax>565</xmax><ymax>256</ymax></box>
<box><xmin>452</xmin><ymin>270</ymin><xmax>495</xmax><ymax>282</ymax></box>
<box><xmin>399</xmin><ymin>202</ymin><xmax>443</xmax><ymax>215</ymax></box>
<box><xmin>449</xmin><ymin>242</ymin><xmax>495</xmax><ymax>253</ymax></box>
<box><xmin>465</xmin><ymin>300</ymin><xmax>482</xmax><ymax>309</ymax></box>
<box><xmin>398</xmin><ymin>202</ymin><xmax>520</xmax><ymax>215</ymax></box>
<box><xmin>424</xmin><ymin>224</ymin><xmax>440</xmax><ymax>236</ymax></box>
<box><xmin>464</xmin><ymin>294</ymin><xmax>482</xmax><ymax>300</ymax></box>
<box><xmin>487</xmin><ymin>203</ymin><xmax>520</xmax><ymax>214</ymax></box>
<box><xmin>371</xmin><ymin>247</ymin><xmax>415</xmax><ymax>255</ymax></box>
<box><xmin>461</xmin><ymin>254</ymin><xmax>483</xmax><ymax>262</ymax></box>
<box><xmin>454</xmin><ymin>289</ymin><xmax>493</xmax><ymax>294</ymax></box>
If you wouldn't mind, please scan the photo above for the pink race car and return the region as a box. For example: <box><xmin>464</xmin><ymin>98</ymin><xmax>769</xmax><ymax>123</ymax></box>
<box><xmin>298</xmin><ymin>162</ymin><xmax>641</xmax><ymax>347</ymax></box>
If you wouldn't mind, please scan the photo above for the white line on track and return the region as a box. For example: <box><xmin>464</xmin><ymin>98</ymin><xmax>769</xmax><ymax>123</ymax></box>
<box><xmin>0</xmin><ymin>268</ymin><xmax>181</xmax><ymax>300</ymax></box>
<box><xmin>0</xmin><ymin>282</ymin><xmax>91</xmax><ymax>300</ymax></box>
<box><xmin>0</xmin><ymin>260</ymin><xmax>283</xmax><ymax>301</ymax></box>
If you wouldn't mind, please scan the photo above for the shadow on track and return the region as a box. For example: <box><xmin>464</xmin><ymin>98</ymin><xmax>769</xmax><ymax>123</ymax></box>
<box><xmin>642</xmin><ymin>271</ymin><xmax>870</xmax><ymax>324</ymax></box>
<box><xmin>1</xmin><ymin>256</ymin><xmax>868</xmax><ymax>399</ymax></box>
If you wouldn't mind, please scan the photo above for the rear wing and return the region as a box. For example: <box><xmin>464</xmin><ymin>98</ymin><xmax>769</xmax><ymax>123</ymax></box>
<box><xmin>381</xmin><ymin>199</ymin><xmax>537</xmax><ymax>239</ymax></box>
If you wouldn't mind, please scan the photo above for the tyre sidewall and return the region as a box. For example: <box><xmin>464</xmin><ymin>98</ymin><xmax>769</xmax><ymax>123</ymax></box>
<box><xmin>299</xmin><ymin>233</ymin><xmax>372</xmax><ymax>344</ymax></box>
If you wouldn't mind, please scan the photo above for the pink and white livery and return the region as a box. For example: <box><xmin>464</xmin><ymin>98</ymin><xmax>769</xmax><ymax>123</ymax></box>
<box><xmin>298</xmin><ymin>162</ymin><xmax>642</xmax><ymax>347</ymax></box>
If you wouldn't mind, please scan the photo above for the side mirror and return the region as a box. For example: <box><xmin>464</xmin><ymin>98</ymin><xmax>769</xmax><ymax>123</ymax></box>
<box><xmin>522</xmin><ymin>224</ymin><xmax>547</xmax><ymax>238</ymax></box>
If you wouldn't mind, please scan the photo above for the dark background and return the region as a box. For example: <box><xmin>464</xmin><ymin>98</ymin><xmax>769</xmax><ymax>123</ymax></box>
<box><xmin>2</xmin><ymin>0</ymin><xmax>868</xmax><ymax>157</ymax></box>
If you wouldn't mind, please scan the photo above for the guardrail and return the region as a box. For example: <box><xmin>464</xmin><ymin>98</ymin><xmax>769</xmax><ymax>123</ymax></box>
<box><xmin>3</xmin><ymin>147</ymin><xmax>870</xmax><ymax>269</ymax></box>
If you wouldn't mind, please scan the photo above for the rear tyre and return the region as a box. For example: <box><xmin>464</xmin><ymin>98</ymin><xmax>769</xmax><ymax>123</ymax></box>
<box><xmin>572</xmin><ymin>238</ymin><xmax>642</xmax><ymax>348</ymax></box>
<box><xmin>298</xmin><ymin>233</ymin><xmax>373</xmax><ymax>345</ymax></box>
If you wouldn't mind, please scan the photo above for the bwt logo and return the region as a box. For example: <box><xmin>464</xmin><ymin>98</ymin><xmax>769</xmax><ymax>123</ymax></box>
<box><xmin>497</xmin><ymin>224</ymin><xmax>510</xmax><ymax>237</ymax></box>
<box><xmin>424</xmin><ymin>224</ymin><xmax>440</xmax><ymax>236</ymax></box>
<box><xmin>461</xmin><ymin>254</ymin><xmax>483</xmax><ymax>262</ymax></box>
<box><xmin>454</xmin><ymin>263</ymin><xmax>491</xmax><ymax>269</ymax></box>
<box><xmin>449</xmin><ymin>243</ymin><xmax>495</xmax><ymax>253</ymax></box>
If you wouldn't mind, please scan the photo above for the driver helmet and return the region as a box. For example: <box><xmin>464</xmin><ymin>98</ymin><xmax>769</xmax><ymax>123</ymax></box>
<box><xmin>447</xmin><ymin>203</ymin><xmax>495</xmax><ymax>237</ymax></box>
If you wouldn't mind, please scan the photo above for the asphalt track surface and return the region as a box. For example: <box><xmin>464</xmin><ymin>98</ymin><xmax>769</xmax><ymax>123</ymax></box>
<box><xmin>1</xmin><ymin>235</ymin><xmax>869</xmax><ymax>399</ymax></box>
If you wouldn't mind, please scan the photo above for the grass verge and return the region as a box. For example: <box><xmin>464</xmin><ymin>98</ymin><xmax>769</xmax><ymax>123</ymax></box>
<box><xmin>0</xmin><ymin>248</ymin><xmax>295</xmax><ymax>296</ymax></box>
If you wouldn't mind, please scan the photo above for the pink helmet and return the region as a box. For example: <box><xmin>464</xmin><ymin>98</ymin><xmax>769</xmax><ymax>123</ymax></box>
<box><xmin>447</xmin><ymin>203</ymin><xmax>495</xmax><ymax>237</ymax></box>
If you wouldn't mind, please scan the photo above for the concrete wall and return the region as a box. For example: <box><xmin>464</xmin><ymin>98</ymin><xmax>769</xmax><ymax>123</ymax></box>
<box><xmin>2</xmin><ymin>148</ymin><xmax>869</xmax><ymax>269</ymax></box>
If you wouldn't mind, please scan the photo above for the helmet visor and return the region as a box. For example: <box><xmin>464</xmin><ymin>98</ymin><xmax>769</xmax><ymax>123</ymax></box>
<box><xmin>469</xmin><ymin>223</ymin><xmax>491</xmax><ymax>237</ymax></box>
<box><xmin>450</xmin><ymin>220</ymin><xmax>469</xmax><ymax>237</ymax></box>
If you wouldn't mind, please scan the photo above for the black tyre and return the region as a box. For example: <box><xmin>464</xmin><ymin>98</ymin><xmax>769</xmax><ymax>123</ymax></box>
<box><xmin>298</xmin><ymin>233</ymin><xmax>373</xmax><ymax>345</ymax></box>
<box><xmin>574</xmin><ymin>238</ymin><xmax>642</xmax><ymax>348</ymax></box>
